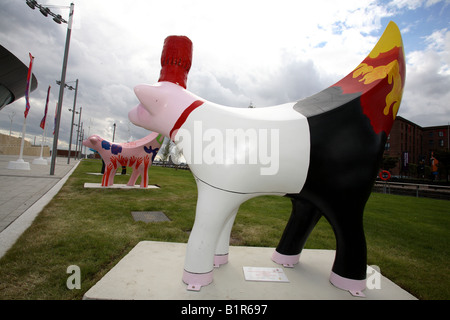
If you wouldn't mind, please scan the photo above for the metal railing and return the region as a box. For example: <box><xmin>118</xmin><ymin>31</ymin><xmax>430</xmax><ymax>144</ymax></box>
<box><xmin>374</xmin><ymin>180</ymin><xmax>450</xmax><ymax>200</ymax></box>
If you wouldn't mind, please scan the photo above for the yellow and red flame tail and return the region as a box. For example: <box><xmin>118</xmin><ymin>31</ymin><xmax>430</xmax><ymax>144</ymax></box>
<box><xmin>333</xmin><ymin>21</ymin><xmax>406</xmax><ymax>135</ymax></box>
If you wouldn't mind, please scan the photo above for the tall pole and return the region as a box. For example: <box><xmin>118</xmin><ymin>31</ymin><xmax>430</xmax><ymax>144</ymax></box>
<box><xmin>74</xmin><ymin>107</ymin><xmax>82</xmax><ymax>159</ymax></box>
<box><xmin>18</xmin><ymin>54</ymin><xmax>35</xmax><ymax>163</ymax></box>
<box><xmin>50</xmin><ymin>3</ymin><xmax>74</xmax><ymax>175</ymax></box>
<box><xmin>82</xmin><ymin>127</ymin><xmax>85</xmax><ymax>159</ymax></box>
<box><xmin>77</xmin><ymin>122</ymin><xmax>83</xmax><ymax>159</ymax></box>
<box><xmin>67</xmin><ymin>79</ymin><xmax>78</xmax><ymax>164</ymax></box>
<box><xmin>8</xmin><ymin>111</ymin><xmax>15</xmax><ymax>136</ymax></box>
<box><xmin>7</xmin><ymin>54</ymin><xmax>34</xmax><ymax>171</ymax></box>
<box><xmin>39</xmin><ymin>115</ymin><xmax>47</xmax><ymax>159</ymax></box>
<box><xmin>447</xmin><ymin>122</ymin><xmax>449</xmax><ymax>151</ymax></box>
<box><xmin>18</xmin><ymin>116</ymin><xmax>28</xmax><ymax>162</ymax></box>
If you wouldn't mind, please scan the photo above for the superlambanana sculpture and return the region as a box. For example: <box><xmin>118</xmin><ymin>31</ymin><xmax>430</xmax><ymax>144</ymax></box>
<box><xmin>129</xmin><ymin>22</ymin><xmax>405</xmax><ymax>295</ymax></box>
<box><xmin>83</xmin><ymin>132</ymin><xmax>162</xmax><ymax>187</ymax></box>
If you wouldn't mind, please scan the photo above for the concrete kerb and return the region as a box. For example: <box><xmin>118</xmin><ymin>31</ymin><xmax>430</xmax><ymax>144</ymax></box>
<box><xmin>0</xmin><ymin>161</ymin><xmax>80</xmax><ymax>259</ymax></box>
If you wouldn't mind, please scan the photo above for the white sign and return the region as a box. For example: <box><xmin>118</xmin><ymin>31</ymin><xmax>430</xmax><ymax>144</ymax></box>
<box><xmin>243</xmin><ymin>267</ymin><xmax>289</xmax><ymax>283</ymax></box>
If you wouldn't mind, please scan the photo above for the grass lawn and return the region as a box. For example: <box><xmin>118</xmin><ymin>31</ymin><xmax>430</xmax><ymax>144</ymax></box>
<box><xmin>0</xmin><ymin>159</ymin><xmax>448</xmax><ymax>299</ymax></box>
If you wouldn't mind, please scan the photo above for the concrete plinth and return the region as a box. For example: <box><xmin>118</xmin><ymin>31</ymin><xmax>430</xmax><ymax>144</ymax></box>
<box><xmin>83</xmin><ymin>241</ymin><xmax>416</xmax><ymax>300</ymax></box>
<box><xmin>7</xmin><ymin>159</ymin><xmax>30</xmax><ymax>170</ymax></box>
<box><xmin>32</xmin><ymin>157</ymin><xmax>48</xmax><ymax>165</ymax></box>
<box><xmin>83</xmin><ymin>183</ymin><xmax>160</xmax><ymax>189</ymax></box>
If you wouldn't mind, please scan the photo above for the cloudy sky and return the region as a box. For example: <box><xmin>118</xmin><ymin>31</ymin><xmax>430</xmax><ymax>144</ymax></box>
<box><xmin>0</xmin><ymin>0</ymin><xmax>449</xmax><ymax>151</ymax></box>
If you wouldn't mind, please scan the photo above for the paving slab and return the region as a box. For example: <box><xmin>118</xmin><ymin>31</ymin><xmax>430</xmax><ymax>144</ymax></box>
<box><xmin>0</xmin><ymin>155</ymin><xmax>79</xmax><ymax>257</ymax></box>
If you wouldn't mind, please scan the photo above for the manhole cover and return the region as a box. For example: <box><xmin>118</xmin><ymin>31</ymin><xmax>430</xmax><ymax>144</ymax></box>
<box><xmin>131</xmin><ymin>211</ymin><xmax>170</xmax><ymax>223</ymax></box>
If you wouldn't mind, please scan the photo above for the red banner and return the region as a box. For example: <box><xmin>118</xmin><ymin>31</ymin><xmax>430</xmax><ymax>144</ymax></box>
<box><xmin>24</xmin><ymin>53</ymin><xmax>34</xmax><ymax>118</ymax></box>
<box><xmin>40</xmin><ymin>85</ymin><xmax>51</xmax><ymax>129</ymax></box>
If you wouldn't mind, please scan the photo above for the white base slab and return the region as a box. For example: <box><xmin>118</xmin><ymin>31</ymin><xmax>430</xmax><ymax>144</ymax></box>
<box><xmin>83</xmin><ymin>183</ymin><xmax>160</xmax><ymax>189</ymax></box>
<box><xmin>86</xmin><ymin>172</ymin><xmax>123</xmax><ymax>176</ymax></box>
<box><xmin>83</xmin><ymin>241</ymin><xmax>416</xmax><ymax>300</ymax></box>
<box><xmin>32</xmin><ymin>157</ymin><xmax>48</xmax><ymax>165</ymax></box>
<box><xmin>7</xmin><ymin>159</ymin><xmax>30</xmax><ymax>170</ymax></box>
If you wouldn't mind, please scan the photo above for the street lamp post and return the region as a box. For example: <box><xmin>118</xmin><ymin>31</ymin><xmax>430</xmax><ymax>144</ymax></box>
<box><xmin>26</xmin><ymin>1</ymin><xmax>74</xmax><ymax>175</ymax></box>
<box><xmin>50</xmin><ymin>2</ymin><xmax>74</xmax><ymax>175</ymax></box>
<box><xmin>76</xmin><ymin>122</ymin><xmax>83</xmax><ymax>159</ymax></box>
<box><xmin>81</xmin><ymin>127</ymin><xmax>86</xmax><ymax>159</ymax></box>
<box><xmin>66</xmin><ymin>79</ymin><xmax>78</xmax><ymax>164</ymax></box>
<box><xmin>8</xmin><ymin>111</ymin><xmax>15</xmax><ymax>136</ymax></box>
<box><xmin>112</xmin><ymin>123</ymin><xmax>116</xmax><ymax>142</ymax></box>
<box><xmin>74</xmin><ymin>107</ymin><xmax>82</xmax><ymax>159</ymax></box>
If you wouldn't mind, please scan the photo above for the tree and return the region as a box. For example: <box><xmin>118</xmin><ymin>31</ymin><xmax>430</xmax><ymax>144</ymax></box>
<box><xmin>171</xmin><ymin>142</ymin><xmax>184</xmax><ymax>166</ymax></box>
<box><xmin>159</xmin><ymin>137</ymin><xmax>171</xmax><ymax>166</ymax></box>
<box><xmin>382</xmin><ymin>156</ymin><xmax>398</xmax><ymax>172</ymax></box>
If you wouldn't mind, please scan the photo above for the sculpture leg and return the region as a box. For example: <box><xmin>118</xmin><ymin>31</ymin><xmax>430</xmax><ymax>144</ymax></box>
<box><xmin>272</xmin><ymin>198</ymin><xmax>321</xmax><ymax>267</ymax></box>
<box><xmin>101</xmin><ymin>172</ymin><xmax>107</xmax><ymax>186</ymax></box>
<box><xmin>183</xmin><ymin>179</ymin><xmax>250</xmax><ymax>291</ymax></box>
<box><xmin>325</xmin><ymin>206</ymin><xmax>367</xmax><ymax>296</ymax></box>
<box><xmin>140</xmin><ymin>170</ymin><xmax>148</xmax><ymax>188</ymax></box>
<box><xmin>102</xmin><ymin>164</ymin><xmax>115</xmax><ymax>187</ymax></box>
<box><xmin>214</xmin><ymin>208</ymin><xmax>239</xmax><ymax>267</ymax></box>
<box><xmin>107</xmin><ymin>168</ymin><xmax>116</xmax><ymax>186</ymax></box>
<box><xmin>127</xmin><ymin>169</ymin><xmax>140</xmax><ymax>186</ymax></box>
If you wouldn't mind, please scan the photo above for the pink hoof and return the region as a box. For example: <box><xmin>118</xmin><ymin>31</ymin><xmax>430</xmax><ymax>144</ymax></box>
<box><xmin>182</xmin><ymin>270</ymin><xmax>213</xmax><ymax>291</ymax></box>
<box><xmin>329</xmin><ymin>271</ymin><xmax>366</xmax><ymax>297</ymax></box>
<box><xmin>271</xmin><ymin>250</ymin><xmax>300</xmax><ymax>268</ymax></box>
<box><xmin>214</xmin><ymin>254</ymin><xmax>228</xmax><ymax>268</ymax></box>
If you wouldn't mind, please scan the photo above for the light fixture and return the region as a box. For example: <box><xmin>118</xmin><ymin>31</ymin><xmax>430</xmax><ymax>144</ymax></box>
<box><xmin>26</xmin><ymin>1</ymin><xmax>68</xmax><ymax>24</ymax></box>
<box><xmin>53</xmin><ymin>14</ymin><xmax>63</xmax><ymax>24</ymax></box>
<box><xmin>39</xmin><ymin>6</ymin><xmax>50</xmax><ymax>17</ymax></box>
<box><xmin>26</xmin><ymin>0</ymin><xmax>37</xmax><ymax>10</ymax></box>
<box><xmin>56</xmin><ymin>80</ymin><xmax>75</xmax><ymax>90</ymax></box>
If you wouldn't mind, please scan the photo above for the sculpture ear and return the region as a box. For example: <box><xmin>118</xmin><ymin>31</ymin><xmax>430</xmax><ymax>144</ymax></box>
<box><xmin>134</xmin><ymin>84</ymin><xmax>161</xmax><ymax>114</ymax></box>
<box><xmin>89</xmin><ymin>135</ymin><xmax>100</xmax><ymax>145</ymax></box>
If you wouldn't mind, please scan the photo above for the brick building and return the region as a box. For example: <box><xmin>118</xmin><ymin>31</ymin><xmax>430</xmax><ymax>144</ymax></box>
<box><xmin>423</xmin><ymin>125</ymin><xmax>450</xmax><ymax>155</ymax></box>
<box><xmin>383</xmin><ymin>116</ymin><xmax>449</xmax><ymax>177</ymax></box>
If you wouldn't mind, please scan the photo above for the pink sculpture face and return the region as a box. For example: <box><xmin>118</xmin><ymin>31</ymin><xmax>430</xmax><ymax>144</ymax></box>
<box><xmin>83</xmin><ymin>134</ymin><xmax>102</xmax><ymax>149</ymax></box>
<box><xmin>129</xmin><ymin>81</ymin><xmax>200</xmax><ymax>140</ymax></box>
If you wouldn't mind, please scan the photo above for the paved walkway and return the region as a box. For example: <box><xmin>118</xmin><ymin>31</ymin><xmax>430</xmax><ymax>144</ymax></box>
<box><xmin>0</xmin><ymin>154</ymin><xmax>79</xmax><ymax>258</ymax></box>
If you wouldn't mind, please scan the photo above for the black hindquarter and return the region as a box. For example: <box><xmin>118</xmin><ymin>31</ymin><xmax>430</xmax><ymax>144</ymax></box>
<box><xmin>278</xmin><ymin>88</ymin><xmax>387</xmax><ymax>280</ymax></box>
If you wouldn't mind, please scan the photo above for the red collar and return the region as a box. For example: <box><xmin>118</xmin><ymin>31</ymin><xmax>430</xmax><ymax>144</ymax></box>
<box><xmin>169</xmin><ymin>100</ymin><xmax>204</xmax><ymax>140</ymax></box>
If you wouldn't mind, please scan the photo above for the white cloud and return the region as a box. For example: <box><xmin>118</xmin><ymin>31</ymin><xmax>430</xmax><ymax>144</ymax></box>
<box><xmin>423</xmin><ymin>28</ymin><xmax>450</xmax><ymax>74</ymax></box>
<box><xmin>399</xmin><ymin>27</ymin><xmax>450</xmax><ymax>126</ymax></box>
<box><xmin>389</xmin><ymin>0</ymin><xmax>425</xmax><ymax>10</ymax></box>
<box><xmin>388</xmin><ymin>0</ymin><xmax>446</xmax><ymax>10</ymax></box>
